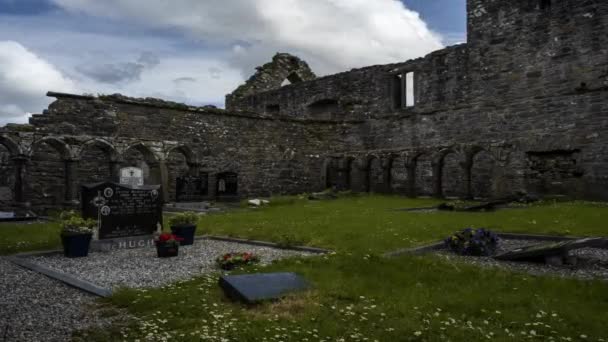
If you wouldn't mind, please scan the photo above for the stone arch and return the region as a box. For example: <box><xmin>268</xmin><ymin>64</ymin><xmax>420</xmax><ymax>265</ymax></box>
<box><xmin>439</xmin><ymin>149</ymin><xmax>466</xmax><ymax>198</ymax></box>
<box><xmin>321</xmin><ymin>157</ymin><xmax>333</xmax><ymax>190</ymax></box>
<box><xmin>324</xmin><ymin>157</ymin><xmax>341</xmax><ymax>189</ymax></box>
<box><xmin>469</xmin><ymin>148</ymin><xmax>496</xmax><ymax>199</ymax></box>
<box><xmin>166</xmin><ymin>145</ymin><xmax>197</xmax><ymax>202</ymax></box>
<box><xmin>79</xmin><ymin>139</ymin><xmax>119</xmax><ymax>161</ymax></box>
<box><xmin>341</xmin><ymin>156</ymin><xmax>355</xmax><ymax>191</ymax></box>
<box><xmin>31</xmin><ymin>137</ymin><xmax>72</xmax><ymax>159</ymax></box>
<box><xmin>0</xmin><ymin>136</ymin><xmax>23</xmax><ymax>205</ymax></box>
<box><xmin>0</xmin><ymin>142</ymin><xmax>16</xmax><ymax>205</ymax></box>
<box><xmin>78</xmin><ymin>139</ymin><xmax>119</xmax><ymax>186</ymax></box>
<box><xmin>27</xmin><ymin>137</ymin><xmax>72</xmax><ymax>208</ymax></box>
<box><xmin>413</xmin><ymin>152</ymin><xmax>434</xmax><ymax>197</ymax></box>
<box><xmin>165</xmin><ymin>145</ymin><xmax>196</xmax><ymax>165</ymax></box>
<box><xmin>0</xmin><ymin>135</ymin><xmax>21</xmax><ymax>156</ymax></box>
<box><xmin>122</xmin><ymin>142</ymin><xmax>160</xmax><ymax>185</ymax></box>
<box><xmin>390</xmin><ymin>153</ymin><xmax>409</xmax><ymax>195</ymax></box>
<box><xmin>367</xmin><ymin>155</ymin><xmax>386</xmax><ymax>193</ymax></box>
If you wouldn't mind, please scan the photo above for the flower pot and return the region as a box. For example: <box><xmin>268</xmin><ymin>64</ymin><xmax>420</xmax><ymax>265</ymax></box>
<box><xmin>156</xmin><ymin>243</ymin><xmax>179</xmax><ymax>258</ymax></box>
<box><xmin>61</xmin><ymin>233</ymin><xmax>92</xmax><ymax>258</ymax></box>
<box><xmin>170</xmin><ymin>224</ymin><xmax>196</xmax><ymax>246</ymax></box>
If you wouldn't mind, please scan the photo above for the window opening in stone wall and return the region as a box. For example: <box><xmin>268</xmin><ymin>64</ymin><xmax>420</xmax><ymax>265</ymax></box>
<box><xmin>540</xmin><ymin>0</ymin><xmax>551</xmax><ymax>10</ymax></box>
<box><xmin>392</xmin><ymin>74</ymin><xmax>403</xmax><ymax>109</ymax></box>
<box><xmin>281</xmin><ymin>79</ymin><xmax>291</xmax><ymax>87</ymax></box>
<box><xmin>405</xmin><ymin>72</ymin><xmax>415</xmax><ymax>107</ymax></box>
<box><xmin>307</xmin><ymin>99</ymin><xmax>339</xmax><ymax>116</ymax></box>
<box><xmin>265</xmin><ymin>104</ymin><xmax>280</xmax><ymax>114</ymax></box>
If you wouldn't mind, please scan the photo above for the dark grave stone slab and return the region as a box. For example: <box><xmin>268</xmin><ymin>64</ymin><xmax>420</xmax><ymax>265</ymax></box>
<box><xmin>82</xmin><ymin>182</ymin><xmax>163</xmax><ymax>240</ymax></box>
<box><xmin>219</xmin><ymin>272</ymin><xmax>310</xmax><ymax>304</ymax></box>
<box><xmin>176</xmin><ymin>173</ymin><xmax>208</xmax><ymax>202</ymax></box>
<box><xmin>494</xmin><ymin>237</ymin><xmax>608</xmax><ymax>263</ymax></box>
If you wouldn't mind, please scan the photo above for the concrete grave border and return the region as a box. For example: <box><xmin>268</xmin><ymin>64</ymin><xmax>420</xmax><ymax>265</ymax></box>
<box><xmin>383</xmin><ymin>232</ymin><xmax>607</xmax><ymax>258</ymax></box>
<box><xmin>5</xmin><ymin>235</ymin><xmax>330</xmax><ymax>298</ymax></box>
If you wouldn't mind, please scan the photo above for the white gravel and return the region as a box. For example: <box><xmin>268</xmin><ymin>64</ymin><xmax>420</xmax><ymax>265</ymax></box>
<box><xmin>0</xmin><ymin>258</ymin><xmax>122</xmax><ymax>342</ymax></box>
<box><xmin>26</xmin><ymin>239</ymin><xmax>316</xmax><ymax>290</ymax></box>
<box><xmin>437</xmin><ymin>238</ymin><xmax>608</xmax><ymax>281</ymax></box>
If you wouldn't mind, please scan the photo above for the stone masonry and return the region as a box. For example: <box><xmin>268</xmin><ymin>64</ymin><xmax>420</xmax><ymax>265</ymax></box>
<box><xmin>0</xmin><ymin>0</ymin><xmax>607</xmax><ymax>212</ymax></box>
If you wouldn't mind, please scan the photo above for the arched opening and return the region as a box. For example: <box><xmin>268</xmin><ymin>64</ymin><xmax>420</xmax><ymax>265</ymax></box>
<box><xmin>470</xmin><ymin>150</ymin><xmax>496</xmax><ymax>199</ymax></box>
<box><xmin>28</xmin><ymin>139</ymin><xmax>70</xmax><ymax>208</ymax></box>
<box><xmin>307</xmin><ymin>99</ymin><xmax>339</xmax><ymax>117</ymax></box>
<box><xmin>367</xmin><ymin>157</ymin><xmax>385</xmax><ymax>193</ymax></box>
<box><xmin>414</xmin><ymin>154</ymin><xmax>434</xmax><ymax>197</ymax></box>
<box><xmin>343</xmin><ymin>158</ymin><xmax>354</xmax><ymax>191</ymax></box>
<box><xmin>390</xmin><ymin>155</ymin><xmax>408</xmax><ymax>195</ymax></box>
<box><xmin>167</xmin><ymin>147</ymin><xmax>192</xmax><ymax>202</ymax></box>
<box><xmin>216</xmin><ymin>172</ymin><xmax>238</xmax><ymax>200</ymax></box>
<box><xmin>441</xmin><ymin>152</ymin><xmax>465</xmax><ymax>198</ymax></box>
<box><xmin>78</xmin><ymin>140</ymin><xmax>116</xmax><ymax>186</ymax></box>
<box><xmin>0</xmin><ymin>143</ymin><xmax>15</xmax><ymax>206</ymax></box>
<box><xmin>325</xmin><ymin>158</ymin><xmax>340</xmax><ymax>189</ymax></box>
<box><xmin>122</xmin><ymin>143</ymin><xmax>159</xmax><ymax>185</ymax></box>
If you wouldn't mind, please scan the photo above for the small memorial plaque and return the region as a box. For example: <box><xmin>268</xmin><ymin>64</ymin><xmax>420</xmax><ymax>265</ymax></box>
<box><xmin>82</xmin><ymin>182</ymin><xmax>163</xmax><ymax>240</ymax></box>
<box><xmin>176</xmin><ymin>174</ymin><xmax>208</xmax><ymax>202</ymax></box>
<box><xmin>119</xmin><ymin>167</ymin><xmax>144</xmax><ymax>187</ymax></box>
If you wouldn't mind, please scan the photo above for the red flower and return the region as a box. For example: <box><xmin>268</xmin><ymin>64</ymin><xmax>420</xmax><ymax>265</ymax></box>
<box><xmin>223</xmin><ymin>254</ymin><xmax>232</xmax><ymax>260</ymax></box>
<box><xmin>158</xmin><ymin>233</ymin><xmax>172</xmax><ymax>242</ymax></box>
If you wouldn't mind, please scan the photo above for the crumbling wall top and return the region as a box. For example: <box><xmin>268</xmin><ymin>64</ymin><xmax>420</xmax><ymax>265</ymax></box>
<box><xmin>226</xmin><ymin>53</ymin><xmax>316</xmax><ymax>108</ymax></box>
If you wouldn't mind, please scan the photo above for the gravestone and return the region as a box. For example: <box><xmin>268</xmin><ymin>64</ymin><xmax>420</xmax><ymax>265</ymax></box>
<box><xmin>82</xmin><ymin>182</ymin><xmax>162</xmax><ymax>240</ymax></box>
<box><xmin>119</xmin><ymin>167</ymin><xmax>144</xmax><ymax>187</ymax></box>
<box><xmin>176</xmin><ymin>173</ymin><xmax>208</xmax><ymax>202</ymax></box>
<box><xmin>219</xmin><ymin>272</ymin><xmax>310</xmax><ymax>304</ymax></box>
<box><xmin>494</xmin><ymin>237</ymin><xmax>608</xmax><ymax>264</ymax></box>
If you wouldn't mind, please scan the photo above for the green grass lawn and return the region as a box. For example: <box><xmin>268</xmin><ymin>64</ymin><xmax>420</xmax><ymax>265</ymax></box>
<box><xmin>2</xmin><ymin>195</ymin><xmax>607</xmax><ymax>341</ymax></box>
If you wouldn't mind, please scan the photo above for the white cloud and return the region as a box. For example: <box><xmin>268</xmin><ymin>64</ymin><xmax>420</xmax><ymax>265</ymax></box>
<box><xmin>0</xmin><ymin>40</ymin><xmax>76</xmax><ymax>125</ymax></box>
<box><xmin>76</xmin><ymin>57</ymin><xmax>243</xmax><ymax>106</ymax></box>
<box><xmin>51</xmin><ymin>0</ymin><xmax>444</xmax><ymax>75</ymax></box>
<box><xmin>0</xmin><ymin>1</ymin><xmax>445</xmax><ymax>125</ymax></box>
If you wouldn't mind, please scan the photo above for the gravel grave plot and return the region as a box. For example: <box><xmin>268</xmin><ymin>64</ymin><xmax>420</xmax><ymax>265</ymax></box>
<box><xmin>0</xmin><ymin>258</ymin><xmax>125</xmax><ymax>342</ymax></box>
<box><xmin>436</xmin><ymin>239</ymin><xmax>608</xmax><ymax>281</ymax></box>
<box><xmin>26</xmin><ymin>239</ymin><xmax>317</xmax><ymax>290</ymax></box>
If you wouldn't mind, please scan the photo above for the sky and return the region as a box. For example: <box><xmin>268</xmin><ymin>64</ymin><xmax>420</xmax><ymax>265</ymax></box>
<box><xmin>0</xmin><ymin>0</ymin><xmax>466</xmax><ymax>125</ymax></box>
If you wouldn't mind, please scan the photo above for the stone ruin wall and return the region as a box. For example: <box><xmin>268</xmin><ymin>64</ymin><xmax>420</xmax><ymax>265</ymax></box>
<box><xmin>0</xmin><ymin>94</ymin><xmax>363</xmax><ymax>212</ymax></box>
<box><xmin>0</xmin><ymin>0</ymin><xmax>607</xmax><ymax>212</ymax></box>
<box><xmin>228</xmin><ymin>0</ymin><xmax>608</xmax><ymax>201</ymax></box>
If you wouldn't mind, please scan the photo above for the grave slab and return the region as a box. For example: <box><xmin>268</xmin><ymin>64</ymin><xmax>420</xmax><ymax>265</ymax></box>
<box><xmin>219</xmin><ymin>272</ymin><xmax>310</xmax><ymax>304</ymax></box>
<box><xmin>494</xmin><ymin>237</ymin><xmax>608</xmax><ymax>262</ymax></box>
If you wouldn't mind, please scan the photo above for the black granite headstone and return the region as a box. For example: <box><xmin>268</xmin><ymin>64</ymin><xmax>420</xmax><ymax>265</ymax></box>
<box><xmin>219</xmin><ymin>272</ymin><xmax>310</xmax><ymax>304</ymax></box>
<box><xmin>176</xmin><ymin>173</ymin><xmax>208</xmax><ymax>202</ymax></box>
<box><xmin>82</xmin><ymin>182</ymin><xmax>163</xmax><ymax>240</ymax></box>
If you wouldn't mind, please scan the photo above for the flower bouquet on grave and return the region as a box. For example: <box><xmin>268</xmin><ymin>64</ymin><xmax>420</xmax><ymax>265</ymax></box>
<box><xmin>154</xmin><ymin>232</ymin><xmax>184</xmax><ymax>258</ymax></box>
<box><xmin>445</xmin><ymin>227</ymin><xmax>499</xmax><ymax>256</ymax></box>
<box><xmin>216</xmin><ymin>252</ymin><xmax>260</xmax><ymax>270</ymax></box>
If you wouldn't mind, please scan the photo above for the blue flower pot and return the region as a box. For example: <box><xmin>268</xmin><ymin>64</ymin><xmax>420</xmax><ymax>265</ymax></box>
<box><xmin>170</xmin><ymin>224</ymin><xmax>196</xmax><ymax>246</ymax></box>
<box><xmin>61</xmin><ymin>233</ymin><xmax>92</xmax><ymax>258</ymax></box>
